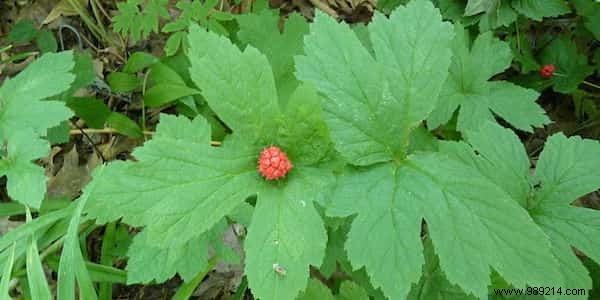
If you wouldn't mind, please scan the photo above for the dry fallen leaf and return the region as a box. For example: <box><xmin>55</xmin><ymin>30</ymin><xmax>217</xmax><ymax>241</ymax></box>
<box><xmin>46</xmin><ymin>145</ymin><xmax>101</xmax><ymax>199</ymax></box>
<box><xmin>43</xmin><ymin>0</ymin><xmax>89</xmax><ymax>24</ymax></box>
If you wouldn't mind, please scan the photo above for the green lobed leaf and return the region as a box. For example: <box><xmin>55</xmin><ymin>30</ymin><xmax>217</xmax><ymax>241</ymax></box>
<box><xmin>427</xmin><ymin>24</ymin><xmax>549</xmax><ymax>133</ymax></box>
<box><xmin>85</xmin><ymin>114</ymin><xmax>258</xmax><ymax>248</ymax></box>
<box><xmin>534</xmin><ymin>133</ymin><xmax>600</xmax><ymax>207</ymax></box>
<box><xmin>296</xmin><ymin>0</ymin><xmax>454</xmax><ymax>165</ymax></box>
<box><xmin>86</xmin><ymin>21</ymin><xmax>335</xmax><ymax>300</ymax></box>
<box><xmin>112</xmin><ymin>0</ymin><xmax>169</xmax><ymax>43</ymax></box>
<box><xmin>188</xmin><ymin>24</ymin><xmax>280</xmax><ymax>143</ymax></box>
<box><xmin>126</xmin><ymin>229</ymin><xmax>209</xmax><ymax>284</ymax></box>
<box><xmin>245</xmin><ymin>172</ymin><xmax>329</xmax><ymax>300</ymax></box>
<box><xmin>329</xmin><ymin>152</ymin><xmax>560</xmax><ymax>299</ymax></box>
<box><xmin>237</xmin><ymin>10</ymin><xmax>309</xmax><ymax>102</ymax></box>
<box><xmin>464</xmin><ymin>122</ymin><xmax>531</xmax><ymax>207</ymax></box>
<box><xmin>326</xmin><ymin>164</ymin><xmax>423</xmax><ymax>300</ymax></box>
<box><xmin>442</xmin><ymin>123</ymin><xmax>600</xmax><ymax>298</ymax></box>
<box><xmin>0</xmin><ymin>131</ymin><xmax>49</xmax><ymax>208</ymax></box>
<box><xmin>0</xmin><ymin>51</ymin><xmax>75</xmax><ymax>142</ymax></box>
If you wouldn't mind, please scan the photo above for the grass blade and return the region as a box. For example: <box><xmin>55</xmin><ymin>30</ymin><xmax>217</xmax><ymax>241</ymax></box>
<box><xmin>26</xmin><ymin>235</ymin><xmax>52</xmax><ymax>300</ymax></box>
<box><xmin>0</xmin><ymin>243</ymin><xmax>16</xmax><ymax>298</ymax></box>
<box><xmin>58</xmin><ymin>166</ymin><xmax>104</xmax><ymax>300</ymax></box>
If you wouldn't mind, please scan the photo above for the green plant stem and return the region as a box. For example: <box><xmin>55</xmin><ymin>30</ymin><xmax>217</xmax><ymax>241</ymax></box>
<box><xmin>582</xmin><ymin>80</ymin><xmax>600</xmax><ymax>90</ymax></box>
<box><xmin>171</xmin><ymin>257</ymin><xmax>218</xmax><ymax>300</ymax></box>
<box><xmin>0</xmin><ymin>51</ymin><xmax>38</xmax><ymax>64</ymax></box>
<box><xmin>98</xmin><ymin>222</ymin><xmax>117</xmax><ymax>300</ymax></box>
<box><xmin>141</xmin><ymin>69</ymin><xmax>152</xmax><ymax>138</ymax></box>
<box><xmin>515</xmin><ymin>19</ymin><xmax>521</xmax><ymax>53</ymax></box>
<box><xmin>0</xmin><ymin>45</ymin><xmax>12</xmax><ymax>54</ymax></box>
<box><xmin>232</xmin><ymin>276</ymin><xmax>248</xmax><ymax>300</ymax></box>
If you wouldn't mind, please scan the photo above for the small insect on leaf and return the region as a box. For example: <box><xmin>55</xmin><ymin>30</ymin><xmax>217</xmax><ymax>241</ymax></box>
<box><xmin>273</xmin><ymin>263</ymin><xmax>287</xmax><ymax>276</ymax></box>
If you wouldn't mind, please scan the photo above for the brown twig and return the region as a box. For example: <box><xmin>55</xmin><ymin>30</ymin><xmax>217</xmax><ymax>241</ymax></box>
<box><xmin>309</xmin><ymin>0</ymin><xmax>339</xmax><ymax>18</ymax></box>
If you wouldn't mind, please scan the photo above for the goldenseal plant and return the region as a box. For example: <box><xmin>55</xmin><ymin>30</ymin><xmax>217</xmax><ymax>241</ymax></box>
<box><xmin>294</xmin><ymin>0</ymin><xmax>592</xmax><ymax>298</ymax></box>
<box><xmin>83</xmin><ymin>24</ymin><xmax>334</xmax><ymax>300</ymax></box>
<box><xmin>441</xmin><ymin>122</ymin><xmax>600</xmax><ymax>298</ymax></box>
<box><xmin>74</xmin><ymin>1</ymin><xmax>600</xmax><ymax>299</ymax></box>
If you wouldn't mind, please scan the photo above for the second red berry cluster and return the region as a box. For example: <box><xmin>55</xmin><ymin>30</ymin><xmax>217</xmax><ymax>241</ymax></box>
<box><xmin>539</xmin><ymin>64</ymin><xmax>555</xmax><ymax>79</ymax></box>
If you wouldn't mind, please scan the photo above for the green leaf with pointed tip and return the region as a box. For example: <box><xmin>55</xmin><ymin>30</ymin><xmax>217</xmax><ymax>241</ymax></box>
<box><xmin>237</xmin><ymin>10</ymin><xmax>309</xmax><ymax>102</ymax></box>
<box><xmin>428</xmin><ymin>25</ymin><xmax>549</xmax><ymax>133</ymax></box>
<box><xmin>337</xmin><ymin>281</ymin><xmax>369</xmax><ymax>300</ymax></box>
<box><xmin>326</xmin><ymin>164</ymin><xmax>423</xmax><ymax>300</ymax></box>
<box><xmin>112</xmin><ymin>0</ymin><xmax>169</xmax><ymax>43</ymax></box>
<box><xmin>126</xmin><ymin>217</ymin><xmax>236</xmax><ymax>284</ymax></box>
<box><xmin>540</xmin><ymin>36</ymin><xmax>594</xmax><ymax>94</ymax></box>
<box><xmin>532</xmin><ymin>136</ymin><xmax>600</xmax><ymax>293</ymax></box>
<box><xmin>296</xmin><ymin>0</ymin><xmax>453</xmax><ymax>165</ymax></box>
<box><xmin>0</xmin><ymin>51</ymin><xmax>75</xmax><ymax>143</ymax></box>
<box><xmin>84</xmin><ymin>114</ymin><xmax>259</xmax><ymax>248</ymax></box>
<box><xmin>535</xmin><ymin>134</ymin><xmax>600</xmax><ymax>206</ymax></box>
<box><xmin>245</xmin><ymin>168</ymin><xmax>330</xmax><ymax>300</ymax></box>
<box><xmin>407</xmin><ymin>238</ymin><xmax>476</xmax><ymax>300</ymax></box>
<box><xmin>0</xmin><ymin>131</ymin><xmax>49</xmax><ymax>208</ymax></box>
<box><xmin>510</xmin><ymin>0</ymin><xmax>569</xmax><ymax>21</ymax></box>
<box><xmin>327</xmin><ymin>152</ymin><xmax>560</xmax><ymax>299</ymax></box>
<box><xmin>442</xmin><ymin>123</ymin><xmax>600</xmax><ymax>298</ymax></box>
<box><xmin>126</xmin><ymin>229</ymin><xmax>209</xmax><ymax>284</ymax></box>
<box><xmin>297</xmin><ymin>279</ymin><xmax>334</xmax><ymax>300</ymax></box>
<box><xmin>463</xmin><ymin>121</ymin><xmax>531</xmax><ymax>207</ymax></box>
<box><xmin>188</xmin><ymin>24</ymin><xmax>280</xmax><ymax>143</ymax></box>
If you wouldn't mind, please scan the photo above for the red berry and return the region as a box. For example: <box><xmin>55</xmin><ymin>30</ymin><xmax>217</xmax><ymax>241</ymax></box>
<box><xmin>258</xmin><ymin>146</ymin><xmax>293</xmax><ymax>180</ymax></box>
<box><xmin>539</xmin><ymin>64</ymin><xmax>555</xmax><ymax>79</ymax></box>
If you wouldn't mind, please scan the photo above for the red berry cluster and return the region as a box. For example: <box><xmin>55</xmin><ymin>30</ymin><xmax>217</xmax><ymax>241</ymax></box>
<box><xmin>539</xmin><ymin>64</ymin><xmax>555</xmax><ymax>79</ymax></box>
<box><xmin>258</xmin><ymin>146</ymin><xmax>293</xmax><ymax>180</ymax></box>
